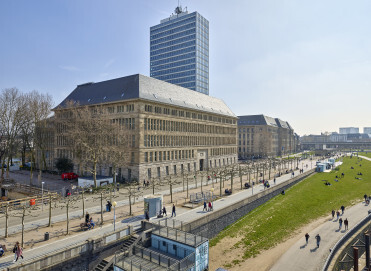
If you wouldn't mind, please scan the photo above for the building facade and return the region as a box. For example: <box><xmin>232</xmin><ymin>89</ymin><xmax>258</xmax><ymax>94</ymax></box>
<box><xmin>364</xmin><ymin>127</ymin><xmax>371</xmax><ymax>134</ymax></box>
<box><xmin>237</xmin><ymin>115</ymin><xmax>295</xmax><ymax>159</ymax></box>
<box><xmin>339</xmin><ymin>127</ymin><xmax>359</xmax><ymax>134</ymax></box>
<box><xmin>49</xmin><ymin>74</ymin><xmax>237</xmax><ymax>181</ymax></box>
<box><xmin>150</xmin><ymin>6</ymin><xmax>209</xmax><ymax>95</ymax></box>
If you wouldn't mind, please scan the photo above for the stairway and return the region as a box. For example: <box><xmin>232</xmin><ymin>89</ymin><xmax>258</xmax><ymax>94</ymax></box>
<box><xmin>94</xmin><ymin>235</ymin><xmax>139</xmax><ymax>271</ymax></box>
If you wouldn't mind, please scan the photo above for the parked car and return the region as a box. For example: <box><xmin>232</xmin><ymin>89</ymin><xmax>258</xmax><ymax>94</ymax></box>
<box><xmin>61</xmin><ymin>172</ymin><xmax>79</xmax><ymax>181</ymax></box>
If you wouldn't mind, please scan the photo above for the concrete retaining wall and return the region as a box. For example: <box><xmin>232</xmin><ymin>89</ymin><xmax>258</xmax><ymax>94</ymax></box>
<box><xmin>183</xmin><ymin>169</ymin><xmax>316</xmax><ymax>239</ymax></box>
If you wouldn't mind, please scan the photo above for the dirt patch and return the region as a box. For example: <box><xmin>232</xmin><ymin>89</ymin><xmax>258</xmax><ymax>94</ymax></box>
<box><xmin>210</xmin><ymin>215</ymin><xmax>330</xmax><ymax>271</ymax></box>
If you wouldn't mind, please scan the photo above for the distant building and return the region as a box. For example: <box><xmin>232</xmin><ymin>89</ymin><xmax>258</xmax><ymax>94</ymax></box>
<box><xmin>40</xmin><ymin>74</ymin><xmax>237</xmax><ymax>181</ymax></box>
<box><xmin>150</xmin><ymin>5</ymin><xmax>209</xmax><ymax>95</ymax></box>
<box><xmin>364</xmin><ymin>127</ymin><xmax>371</xmax><ymax>134</ymax></box>
<box><xmin>339</xmin><ymin>127</ymin><xmax>359</xmax><ymax>134</ymax></box>
<box><xmin>237</xmin><ymin>114</ymin><xmax>296</xmax><ymax>159</ymax></box>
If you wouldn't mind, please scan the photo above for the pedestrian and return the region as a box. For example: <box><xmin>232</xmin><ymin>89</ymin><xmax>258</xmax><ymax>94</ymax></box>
<box><xmin>162</xmin><ymin>206</ymin><xmax>167</xmax><ymax>216</ymax></box>
<box><xmin>143</xmin><ymin>179</ymin><xmax>146</xmax><ymax>187</ymax></box>
<box><xmin>305</xmin><ymin>233</ymin><xmax>310</xmax><ymax>244</ymax></box>
<box><xmin>274</xmin><ymin>178</ymin><xmax>276</xmax><ymax>185</ymax></box>
<box><xmin>106</xmin><ymin>200</ymin><xmax>112</xmax><ymax>212</ymax></box>
<box><xmin>331</xmin><ymin>210</ymin><xmax>335</xmax><ymax>219</ymax></box>
<box><xmin>336</xmin><ymin>211</ymin><xmax>340</xmax><ymax>220</ymax></box>
<box><xmin>13</xmin><ymin>242</ymin><xmax>23</xmax><ymax>262</ymax></box>
<box><xmin>344</xmin><ymin>218</ymin><xmax>348</xmax><ymax>230</ymax></box>
<box><xmin>339</xmin><ymin>218</ymin><xmax>343</xmax><ymax>230</ymax></box>
<box><xmin>0</xmin><ymin>244</ymin><xmax>4</xmax><ymax>257</ymax></box>
<box><xmin>315</xmin><ymin>234</ymin><xmax>321</xmax><ymax>248</ymax></box>
<box><xmin>340</xmin><ymin>205</ymin><xmax>345</xmax><ymax>215</ymax></box>
<box><xmin>171</xmin><ymin>204</ymin><xmax>176</xmax><ymax>217</ymax></box>
<box><xmin>88</xmin><ymin>217</ymin><xmax>95</xmax><ymax>230</ymax></box>
<box><xmin>146</xmin><ymin>180</ymin><xmax>150</xmax><ymax>187</ymax></box>
<box><xmin>208</xmin><ymin>201</ymin><xmax>212</xmax><ymax>211</ymax></box>
<box><xmin>203</xmin><ymin>201</ymin><xmax>207</xmax><ymax>212</ymax></box>
<box><xmin>145</xmin><ymin>211</ymin><xmax>149</xmax><ymax>220</ymax></box>
<box><xmin>364</xmin><ymin>194</ymin><xmax>368</xmax><ymax>202</ymax></box>
<box><xmin>85</xmin><ymin>212</ymin><xmax>90</xmax><ymax>224</ymax></box>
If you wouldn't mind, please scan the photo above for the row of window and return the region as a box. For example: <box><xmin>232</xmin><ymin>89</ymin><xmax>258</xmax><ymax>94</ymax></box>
<box><xmin>110</xmin><ymin>118</ymin><xmax>136</xmax><ymax>130</ymax></box>
<box><xmin>150</xmin><ymin>45</ymin><xmax>196</xmax><ymax>61</ymax></box>
<box><xmin>144</xmin><ymin>117</ymin><xmax>236</xmax><ymax>135</ymax></box>
<box><xmin>150</xmin><ymin>15</ymin><xmax>196</xmax><ymax>35</ymax></box>
<box><xmin>150</xmin><ymin>22</ymin><xmax>196</xmax><ymax>41</ymax></box>
<box><xmin>150</xmin><ymin>34</ymin><xmax>196</xmax><ymax>51</ymax></box>
<box><xmin>156</xmin><ymin>70</ymin><xmax>195</xmax><ymax>81</ymax></box>
<box><xmin>144</xmin><ymin>134</ymin><xmax>235</xmax><ymax>147</ymax></box>
<box><xmin>150</xmin><ymin>64</ymin><xmax>196</xmax><ymax>77</ymax></box>
<box><xmin>179</xmin><ymin>82</ymin><xmax>196</xmax><ymax>89</ymax></box>
<box><xmin>151</xmin><ymin>40</ymin><xmax>195</xmax><ymax>57</ymax></box>
<box><xmin>144</xmin><ymin>149</ymin><xmax>195</xmax><ymax>162</ymax></box>
<box><xmin>150</xmin><ymin>58</ymin><xmax>196</xmax><ymax>72</ymax></box>
<box><xmin>151</xmin><ymin>52</ymin><xmax>196</xmax><ymax>67</ymax></box>
<box><xmin>144</xmin><ymin>106</ymin><xmax>236</xmax><ymax>125</ymax></box>
<box><xmin>150</xmin><ymin>29</ymin><xmax>196</xmax><ymax>46</ymax></box>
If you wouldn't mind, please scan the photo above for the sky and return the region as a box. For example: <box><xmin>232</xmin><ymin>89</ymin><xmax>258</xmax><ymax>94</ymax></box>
<box><xmin>1</xmin><ymin>0</ymin><xmax>370</xmax><ymax>135</ymax></box>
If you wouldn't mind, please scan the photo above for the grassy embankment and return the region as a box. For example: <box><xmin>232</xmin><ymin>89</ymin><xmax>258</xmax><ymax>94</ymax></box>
<box><xmin>359</xmin><ymin>152</ymin><xmax>371</xmax><ymax>159</ymax></box>
<box><xmin>210</xmin><ymin>156</ymin><xmax>371</xmax><ymax>266</ymax></box>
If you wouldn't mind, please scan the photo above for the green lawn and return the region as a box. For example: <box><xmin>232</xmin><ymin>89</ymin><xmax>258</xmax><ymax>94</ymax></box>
<box><xmin>359</xmin><ymin>152</ymin><xmax>371</xmax><ymax>159</ymax></box>
<box><xmin>210</xmin><ymin>157</ymin><xmax>371</xmax><ymax>265</ymax></box>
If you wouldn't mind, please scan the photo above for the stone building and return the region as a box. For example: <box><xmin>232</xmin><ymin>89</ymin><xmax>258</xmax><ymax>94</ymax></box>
<box><xmin>237</xmin><ymin>114</ymin><xmax>295</xmax><ymax>159</ymax></box>
<box><xmin>49</xmin><ymin>74</ymin><xmax>237</xmax><ymax>181</ymax></box>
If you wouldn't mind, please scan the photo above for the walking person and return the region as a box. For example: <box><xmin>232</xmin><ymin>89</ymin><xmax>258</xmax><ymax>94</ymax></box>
<box><xmin>208</xmin><ymin>201</ymin><xmax>212</xmax><ymax>211</ymax></box>
<box><xmin>305</xmin><ymin>233</ymin><xmax>310</xmax><ymax>245</ymax></box>
<box><xmin>336</xmin><ymin>211</ymin><xmax>340</xmax><ymax>220</ymax></box>
<box><xmin>315</xmin><ymin>234</ymin><xmax>321</xmax><ymax>248</ymax></box>
<box><xmin>162</xmin><ymin>206</ymin><xmax>167</xmax><ymax>217</ymax></box>
<box><xmin>13</xmin><ymin>242</ymin><xmax>23</xmax><ymax>262</ymax></box>
<box><xmin>339</xmin><ymin>218</ymin><xmax>343</xmax><ymax>230</ymax></box>
<box><xmin>274</xmin><ymin>178</ymin><xmax>276</xmax><ymax>185</ymax></box>
<box><xmin>171</xmin><ymin>204</ymin><xmax>176</xmax><ymax>217</ymax></box>
<box><xmin>85</xmin><ymin>212</ymin><xmax>90</xmax><ymax>224</ymax></box>
<box><xmin>331</xmin><ymin>210</ymin><xmax>335</xmax><ymax>219</ymax></box>
<box><xmin>340</xmin><ymin>205</ymin><xmax>345</xmax><ymax>215</ymax></box>
<box><xmin>203</xmin><ymin>201</ymin><xmax>207</xmax><ymax>212</ymax></box>
<box><xmin>344</xmin><ymin>218</ymin><xmax>348</xmax><ymax>230</ymax></box>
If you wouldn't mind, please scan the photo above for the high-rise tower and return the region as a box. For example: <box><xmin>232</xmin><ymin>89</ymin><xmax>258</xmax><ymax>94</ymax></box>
<box><xmin>150</xmin><ymin>5</ymin><xmax>209</xmax><ymax>95</ymax></box>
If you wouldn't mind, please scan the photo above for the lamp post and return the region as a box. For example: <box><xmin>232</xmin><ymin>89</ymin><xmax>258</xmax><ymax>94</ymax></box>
<box><xmin>41</xmin><ymin>181</ymin><xmax>45</xmax><ymax>211</ymax></box>
<box><xmin>112</xmin><ymin>201</ymin><xmax>117</xmax><ymax>231</ymax></box>
<box><xmin>210</xmin><ymin>188</ymin><xmax>214</xmax><ymax>211</ymax></box>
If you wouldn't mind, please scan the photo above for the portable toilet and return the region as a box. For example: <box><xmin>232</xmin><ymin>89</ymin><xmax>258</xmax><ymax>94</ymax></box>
<box><xmin>144</xmin><ymin>194</ymin><xmax>163</xmax><ymax>218</ymax></box>
<box><xmin>316</xmin><ymin>163</ymin><xmax>326</xmax><ymax>172</ymax></box>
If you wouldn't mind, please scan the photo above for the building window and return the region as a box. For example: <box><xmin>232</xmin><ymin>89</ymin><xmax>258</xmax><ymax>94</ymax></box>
<box><xmin>173</xmin><ymin>165</ymin><xmax>177</xmax><ymax>175</ymax></box>
<box><xmin>144</xmin><ymin>152</ymin><xmax>148</xmax><ymax>162</ymax></box>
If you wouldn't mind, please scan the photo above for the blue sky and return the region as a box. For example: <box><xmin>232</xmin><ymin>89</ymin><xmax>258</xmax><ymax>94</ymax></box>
<box><xmin>1</xmin><ymin>0</ymin><xmax>370</xmax><ymax>135</ymax></box>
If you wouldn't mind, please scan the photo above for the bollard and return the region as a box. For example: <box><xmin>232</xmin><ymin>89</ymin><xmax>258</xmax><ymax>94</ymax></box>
<box><xmin>353</xmin><ymin>247</ymin><xmax>359</xmax><ymax>271</ymax></box>
<box><xmin>366</xmin><ymin>234</ymin><xmax>370</xmax><ymax>270</ymax></box>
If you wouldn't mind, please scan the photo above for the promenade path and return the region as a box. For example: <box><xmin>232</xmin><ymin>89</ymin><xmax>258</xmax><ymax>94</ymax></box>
<box><xmin>270</xmin><ymin>155</ymin><xmax>371</xmax><ymax>271</ymax></box>
<box><xmin>0</xmin><ymin>158</ymin><xmax>314</xmax><ymax>270</ymax></box>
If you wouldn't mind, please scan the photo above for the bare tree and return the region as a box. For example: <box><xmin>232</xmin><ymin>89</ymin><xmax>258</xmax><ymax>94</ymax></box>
<box><xmin>57</xmin><ymin>102</ymin><xmax>117</xmax><ymax>187</ymax></box>
<box><xmin>0</xmin><ymin>203</ymin><xmax>10</xmax><ymax>237</ymax></box>
<box><xmin>163</xmin><ymin>174</ymin><xmax>181</xmax><ymax>203</ymax></box>
<box><xmin>0</xmin><ymin>88</ymin><xmax>26</xmax><ymax>179</ymax></box>
<box><xmin>119</xmin><ymin>182</ymin><xmax>142</xmax><ymax>216</ymax></box>
<box><xmin>13</xmin><ymin>205</ymin><xmax>38</xmax><ymax>247</ymax></box>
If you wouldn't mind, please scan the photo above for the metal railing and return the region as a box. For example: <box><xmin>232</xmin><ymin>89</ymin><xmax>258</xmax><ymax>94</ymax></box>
<box><xmin>168</xmin><ymin>251</ymin><xmax>195</xmax><ymax>271</ymax></box>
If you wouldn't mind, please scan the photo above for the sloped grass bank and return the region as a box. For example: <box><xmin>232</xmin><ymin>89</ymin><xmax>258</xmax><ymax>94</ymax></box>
<box><xmin>211</xmin><ymin>157</ymin><xmax>371</xmax><ymax>264</ymax></box>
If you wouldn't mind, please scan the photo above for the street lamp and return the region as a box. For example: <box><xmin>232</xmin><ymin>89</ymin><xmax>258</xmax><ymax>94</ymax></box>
<box><xmin>41</xmin><ymin>181</ymin><xmax>45</xmax><ymax>211</ymax></box>
<box><xmin>112</xmin><ymin>201</ymin><xmax>117</xmax><ymax>231</ymax></box>
<box><xmin>210</xmin><ymin>188</ymin><xmax>214</xmax><ymax>211</ymax></box>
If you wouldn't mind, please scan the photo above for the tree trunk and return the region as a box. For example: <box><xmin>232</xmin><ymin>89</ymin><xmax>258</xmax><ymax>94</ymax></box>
<box><xmin>5</xmin><ymin>204</ymin><xmax>8</xmax><ymax>237</ymax></box>
<box><xmin>82</xmin><ymin>190</ymin><xmax>85</xmax><ymax>217</ymax></box>
<box><xmin>219</xmin><ymin>176</ymin><xmax>222</xmax><ymax>196</ymax></box>
<box><xmin>186</xmin><ymin>177</ymin><xmax>189</xmax><ymax>198</ymax></box>
<box><xmin>48</xmin><ymin>194</ymin><xmax>52</xmax><ymax>227</ymax></box>
<box><xmin>100</xmin><ymin>192</ymin><xmax>103</xmax><ymax>224</ymax></box>
<box><xmin>129</xmin><ymin>195</ymin><xmax>132</xmax><ymax>216</ymax></box>
<box><xmin>21</xmin><ymin>207</ymin><xmax>25</xmax><ymax>247</ymax></box>
<box><xmin>230</xmin><ymin>173</ymin><xmax>233</xmax><ymax>193</ymax></box>
<box><xmin>170</xmin><ymin>183</ymin><xmax>173</xmax><ymax>203</ymax></box>
<box><xmin>66</xmin><ymin>201</ymin><xmax>69</xmax><ymax>234</ymax></box>
<box><xmin>94</xmin><ymin>162</ymin><xmax>97</xmax><ymax>188</ymax></box>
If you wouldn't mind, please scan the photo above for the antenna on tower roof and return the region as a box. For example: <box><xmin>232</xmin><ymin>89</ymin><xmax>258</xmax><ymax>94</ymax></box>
<box><xmin>175</xmin><ymin>0</ymin><xmax>183</xmax><ymax>14</ymax></box>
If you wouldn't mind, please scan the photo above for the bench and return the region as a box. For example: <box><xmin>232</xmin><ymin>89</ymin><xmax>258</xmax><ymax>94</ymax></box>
<box><xmin>80</xmin><ymin>222</ymin><xmax>90</xmax><ymax>231</ymax></box>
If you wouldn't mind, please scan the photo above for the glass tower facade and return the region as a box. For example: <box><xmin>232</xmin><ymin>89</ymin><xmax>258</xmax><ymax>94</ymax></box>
<box><xmin>150</xmin><ymin>9</ymin><xmax>209</xmax><ymax>95</ymax></box>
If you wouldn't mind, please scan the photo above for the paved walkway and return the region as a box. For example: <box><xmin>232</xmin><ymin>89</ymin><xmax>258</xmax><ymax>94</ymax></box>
<box><xmin>270</xmin><ymin>155</ymin><xmax>370</xmax><ymax>271</ymax></box>
<box><xmin>0</xmin><ymin>158</ymin><xmax>315</xmax><ymax>270</ymax></box>
<box><xmin>270</xmin><ymin>202</ymin><xmax>369</xmax><ymax>271</ymax></box>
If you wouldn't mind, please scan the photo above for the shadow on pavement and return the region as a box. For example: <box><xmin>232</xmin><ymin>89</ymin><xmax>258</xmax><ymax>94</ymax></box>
<box><xmin>121</xmin><ymin>215</ymin><xmax>145</xmax><ymax>224</ymax></box>
<box><xmin>310</xmin><ymin>247</ymin><xmax>319</xmax><ymax>252</ymax></box>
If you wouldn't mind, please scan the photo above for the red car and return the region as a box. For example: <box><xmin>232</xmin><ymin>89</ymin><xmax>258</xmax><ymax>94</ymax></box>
<box><xmin>61</xmin><ymin>172</ymin><xmax>79</xmax><ymax>181</ymax></box>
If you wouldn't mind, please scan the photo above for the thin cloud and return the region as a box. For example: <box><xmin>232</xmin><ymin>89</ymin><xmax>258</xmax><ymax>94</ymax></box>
<box><xmin>104</xmin><ymin>58</ymin><xmax>115</xmax><ymax>69</ymax></box>
<box><xmin>59</xmin><ymin>65</ymin><xmax>81</xmax><ymax>72</ymax></box>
